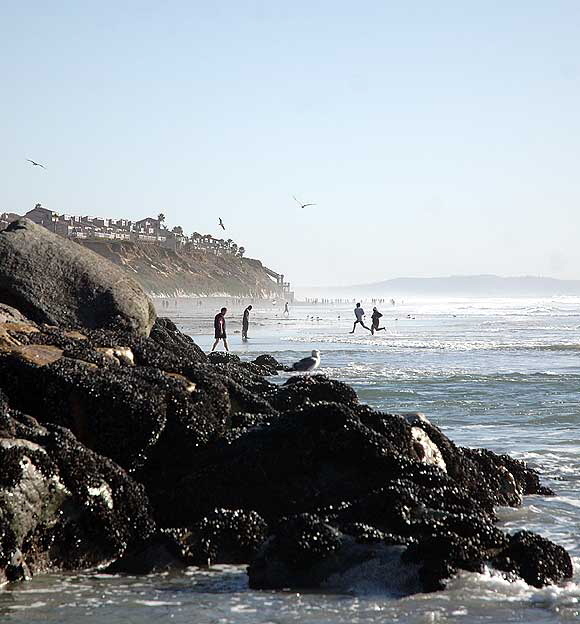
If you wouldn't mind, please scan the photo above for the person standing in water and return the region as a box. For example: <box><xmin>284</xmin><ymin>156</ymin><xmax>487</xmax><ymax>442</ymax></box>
<box><xmin>242</xmin><ymin>304</ymin><xmax>252</xmax><ymax>341</ymax></box>
<box><xmin>371</xmin><ymin>306</ymin><xmax>387</xmax><ymax>335</ymax></box>
<box><xmin>211</xmin><ymin>307</ymin><xmax>229</xmax><ymax>352</ymax></box>
<box><xmin>350</xmin><ymin>302</ymin><xmax>371</xmax><ymax>333</ymax></box>
<box><xmin>284</xmin><ymin>302</ymin><xmax>289</xmax><ymax>316</ymax></box>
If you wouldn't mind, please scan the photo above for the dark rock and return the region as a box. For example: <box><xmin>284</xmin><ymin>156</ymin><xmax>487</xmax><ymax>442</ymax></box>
<box><xmin>492</xmin><ymin>530</ymin><xmax>573</xmax><ymax>588</ymax></box>
<box><xmin>266</xmin><ymin>374</ymin><xmax>358</xmax><ymax>411</ymax></box>
<box><xmin>0</xmin><ymin>219</ymin><xmax>156</xmax><ymax>335</ymax></box>
<box><xmin>149</xmin><ymin>317</ymin><xmax>207</xmax><ymax>362</ymax></box>
<box><xmin>207</xmin><ymin>352</ymin><xmax>241</xmax><ymax>365</ymax></box>
<box><xmin>248</xmin><ymin>513</ymin><xmax>421</xmax><ymax>594</ymax></box>
<box><xmin>0</xmin><ymin>404</ymin><xmax>155</xmax><ymax>583</ymax></box>
<box><xmin>239</xmin><ymin>361</ymin><xmax>279</xmax><ymax>377</ymax></box>
<box><xmin>103</xmin><ymin>531</ymin><xmax>186</xmax><ymax>575</ymax></box>
<box><xmin>230</xmin><ymin>412</ymin><xmax>278</xmax><ymax>430</ymax></box>
<box><xmin>164</xmin><ymin>402</ymin><xmax>434</xmax><ymax>526</ymax></box>
<box><xmin>180</xmin><ymin>509</ymin><xmax>268</xmax><ymax>565</ymax></box>
<box><xmin>209</xmin><ymin>362</ymin><xmax>277</xmax><ymax>395</ymax></box>
<box><xmin>252</xmin><ymin>354</ymin><xmax>287</xmax><ymax>372</ymax></box>
<box><xmin>0</xmin><ymin>352</ymin><xmax>167</xmax><ymax>471</ymax></box>
<box><xmin>403</xmin><ymin>413</ymin><xmax>552</xmax><ymax>510</ymax></box>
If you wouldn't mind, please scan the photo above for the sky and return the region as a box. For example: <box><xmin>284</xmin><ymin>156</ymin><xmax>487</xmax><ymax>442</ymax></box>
<box><xmin>2</xmin><ymin>1</ymin><xmax>580</xmax><ymax>287</ymax></box>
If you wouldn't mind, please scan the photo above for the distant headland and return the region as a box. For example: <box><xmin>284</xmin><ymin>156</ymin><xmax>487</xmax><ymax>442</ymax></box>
<box><xmin>298</xmin><ymin>274</ymin><xmax>580</xmax><ymax>298</ymax></box>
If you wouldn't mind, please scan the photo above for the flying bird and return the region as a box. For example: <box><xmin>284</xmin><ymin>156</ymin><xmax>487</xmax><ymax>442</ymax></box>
<box><xmin>219</xmin><ymin>217</ymin><xmax>225</xmax><ymax>231</ymax></box>
<box><xmin>293</xmin><ymin>195</ymin><xmax>316</xmax><ymax>209</ymax></box>
<box><xmin>292</xmin><ymin>349</ymin><xmax>321</xmax><ymax>372</ymax></box>
<box><xmin>27</xmin><ymin>159</ymin><xmax>46</xmax><ymax>169</ymax></box>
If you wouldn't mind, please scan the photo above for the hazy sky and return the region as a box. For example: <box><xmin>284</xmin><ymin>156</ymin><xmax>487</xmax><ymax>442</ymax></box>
<box><xmin>2</xmin><ymin>2</ymin><xmax>580</xmax><ymax>286</ymax></box>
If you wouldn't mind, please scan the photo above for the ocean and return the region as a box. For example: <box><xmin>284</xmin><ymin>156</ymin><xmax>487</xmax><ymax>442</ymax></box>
<box><xmin>1</xmin><ymin>296</ymin><xmax>579</xmax><ymax>623</ymax></box>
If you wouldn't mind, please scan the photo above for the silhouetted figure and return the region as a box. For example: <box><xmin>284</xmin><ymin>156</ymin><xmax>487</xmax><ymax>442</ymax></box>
<box><xmin>211</xmin><ymin>307</ymin><xmax>229</xmax><ymax>352</ymax></box>
<box><xmin>27</xmin><ymin>159</ymin><xmax>46</xmax><ymax>169</ymax></box>
<box><xmin>284</xmin><ymin>302</ymin><xmax>289</xmax><ymax>316</ymax></box>
<box><xmin>371</xmin><ymin>307</ymin><xmax>387</xmax><ymax>335</ymax></box>
<box><xmin>242</xmin><ymin>304</ymin><xmax>252</xmax><ymax>341</ymax></box>
<box><xmin>349</xmin><ymin>302</ymin><xmax>371</xmax><ymax>333</ymax></box>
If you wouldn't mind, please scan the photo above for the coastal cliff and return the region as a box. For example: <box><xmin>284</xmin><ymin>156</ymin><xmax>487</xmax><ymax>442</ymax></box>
<box><xmin>79</xmin><ymin>240</ymin><xmax>280</xmax><ymax>298</ymax></box>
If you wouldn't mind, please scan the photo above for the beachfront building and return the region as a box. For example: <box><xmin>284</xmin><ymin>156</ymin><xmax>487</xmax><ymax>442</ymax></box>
<box><xmin>12</xmin><ymin>204</ymin><xmax>249</xmax><ymax>260</ymax></box>
<box><xmin>0</xmin><ymin>212</ymin><xmax>21</xmax><ymax>231</ymax></box>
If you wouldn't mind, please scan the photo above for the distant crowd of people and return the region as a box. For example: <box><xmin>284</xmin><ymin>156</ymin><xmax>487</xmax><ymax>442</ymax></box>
<box><xmin>303</xmin><ymin>297</ymin><xmax>396</xmax><ymax>306</ymax></box>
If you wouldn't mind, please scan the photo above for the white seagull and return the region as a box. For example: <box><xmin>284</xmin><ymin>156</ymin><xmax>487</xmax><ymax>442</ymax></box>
<box><xmin>219</xmin><ymin>217</ymin><xmax>225</xmax><ymax>231</ymax></box>
<box><xmin>293</xmin><ymin>195</ymin><xmax>316</xmax><ymax>209</ymax></box>
<box><xmin>292</xmin><ymin>349</ymin><xmax>321</xmax><ymax>372</ymax></box>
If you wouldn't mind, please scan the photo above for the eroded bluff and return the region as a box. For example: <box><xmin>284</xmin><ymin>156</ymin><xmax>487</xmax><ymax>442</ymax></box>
<box><xmin>0</xmin><ymin>315</ymin><xmax>572</xmax><ymax>593</ymax></box>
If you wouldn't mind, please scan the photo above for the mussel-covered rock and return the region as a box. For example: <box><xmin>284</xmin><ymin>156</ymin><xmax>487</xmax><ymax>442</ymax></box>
<box><xmin>0</xmin><ymin>396</ymin><xmax>155</xmax><ymax>583</ymax></box>
<box><xmin>248</xmin><ymin>513</ymin><xmax>421</xmax><ymax>595</ymax></box>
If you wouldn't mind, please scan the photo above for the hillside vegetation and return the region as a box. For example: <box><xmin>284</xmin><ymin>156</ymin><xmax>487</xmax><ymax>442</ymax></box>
<box><xmin>80</xmin><ymin>240</ymin><xmax>280</xmax><ymax>297</ymax></box>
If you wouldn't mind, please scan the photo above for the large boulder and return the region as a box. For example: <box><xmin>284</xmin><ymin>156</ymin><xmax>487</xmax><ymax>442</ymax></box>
<box><xmin>0</xmin><ymin>219</ymin><xmax>156</xmax><ymax>335</ymax></box>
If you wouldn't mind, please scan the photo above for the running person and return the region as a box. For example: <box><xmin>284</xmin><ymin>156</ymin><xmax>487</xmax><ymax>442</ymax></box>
<box><xmin>211</xmin><ymin>307</ymin><xmax>229</xmax><ymax>352</ymax></box>
<box><xmin>349</xmin><ymin>302</ymin><xmax>371</xmax><ymax>333</ymax></box>
<box><xmin>242</xmin><ymin>304</ymin><xmax>252</xmax><ymax>341</ymax></box>
<box><xmin>370</xmin><ymin>306</ymin><xmax>387</xmax><ymax>335</ymax></box>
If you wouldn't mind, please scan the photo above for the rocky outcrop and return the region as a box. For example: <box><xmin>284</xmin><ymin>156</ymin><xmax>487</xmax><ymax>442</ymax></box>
<box><xmin>0</xmin><ymin>252</ymin><xmax>572</xmax><ymax>593</ymax></box>
<box><xmin>0</xmin><ymin>220</ymin><xmax>156</xmax><ymax>335</ymax></box>
<box><xmin>0</xmin><ymin>391</ymin><xmax>154</xmax><ymax>584</ymax></box>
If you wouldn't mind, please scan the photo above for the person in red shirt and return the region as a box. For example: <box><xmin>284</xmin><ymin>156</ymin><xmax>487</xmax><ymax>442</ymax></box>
<box><xmin>211</xmin><ymin>307</ymin><xmax>229</xmax><ymax>352</ymax></box>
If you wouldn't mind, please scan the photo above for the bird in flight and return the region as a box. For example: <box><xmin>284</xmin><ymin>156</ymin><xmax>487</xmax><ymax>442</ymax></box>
<box><xmin>293</xmin><ymin>195</ymin><xmax>316</xmax><ymax>209</ymax></box>
<box><xmin>219</xmin><ymin>217</ymin><xmax>225</xmax><ymax>231</ymax></box>
<box><xmin>27</xmin><ymin>159</ymin><xmax>46</xmax><ymax>169</ymax></box>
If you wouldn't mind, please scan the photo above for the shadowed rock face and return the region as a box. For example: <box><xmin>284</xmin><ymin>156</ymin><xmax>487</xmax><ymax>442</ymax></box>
<box><xmin>0</xmin><ymin>309</ymin><xmax>573</xmax><ymax>593</ymax></box>
<box><xmin>179</xmin><ymin>509</ymin><xmax>269</xmax><ymax>566</ymax></box>
<box><xmin>0</xmin><ymin>219</ymin><xmax>156</xmax><ymax>335</ymax></box>
<box><xmin>492</xmin><ymin>531</ymin><xmax>574</xmax><ymax>588</ymax></box>
<box><xmin>248</xmin><ymin>514</ymin><xmax>421</xmax><ymax>594</ymax></box>
<box><xmin>0</xmin><ymin>393</ymin><xmax>155</xmax><ymax>583</ymax></box>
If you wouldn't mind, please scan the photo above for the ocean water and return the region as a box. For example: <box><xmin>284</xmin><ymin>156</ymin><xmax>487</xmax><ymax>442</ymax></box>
<box><xmin>2</xmin><ymin>296</ymin><xmax>580</xmax><ymax>623</ymax></box>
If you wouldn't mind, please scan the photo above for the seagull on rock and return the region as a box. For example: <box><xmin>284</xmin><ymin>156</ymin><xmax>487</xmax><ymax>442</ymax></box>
<box><xmin>292</xmin><ymin>349</ymin><xmax>321</xmax><ymax>372</ymax></box>
<box><xmin>27</xmin><ymin>159</ymin><xmax>46</xmax><ymax>169</ymax></box>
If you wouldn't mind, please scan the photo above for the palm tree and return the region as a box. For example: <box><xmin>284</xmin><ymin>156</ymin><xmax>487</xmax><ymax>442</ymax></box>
<box><xmin>238</xmin><ymin>246</ymin><xmax>245</xmax><ymax>258</ymax></box>
<box><xmin>157</xmin><ymin>213</ymin><xmax>165</xmax><ymax>224</ymax></box>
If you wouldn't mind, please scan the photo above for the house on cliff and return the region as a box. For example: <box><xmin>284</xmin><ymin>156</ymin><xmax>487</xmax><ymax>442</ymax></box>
<box><xmin>17</xmin><ymin>204</ymin><xmax>249</xmax><ymax>262</ymax></box>
<box><xmin>0</xmin><ymin>212</ymin><xmax>21</xmax><ymax>230</ymax></box>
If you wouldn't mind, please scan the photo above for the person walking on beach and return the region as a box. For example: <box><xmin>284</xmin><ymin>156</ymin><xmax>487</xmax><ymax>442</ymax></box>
<box><xmin>242</xmin><ymin>304</ymin><xmax>252</xmax><ymax>341</ymax></box>
<box><xmin>350</xmin><ymin>302</ymin><xmax>371</xmax><ymax>333</ymax></box>
<box><xmin>211</xmin><ymin>307</ymin><xmax>229</xmax><ymax>352</ymax></box>
<box><xmin>371</xmin><ymin>306</ymin><xmax>387</xmax><ymax>335</ymax></box>
<box><xmin>284</xmin><ymin>302</ymin><xmax>289</xmax><ymax>316</ymax></box>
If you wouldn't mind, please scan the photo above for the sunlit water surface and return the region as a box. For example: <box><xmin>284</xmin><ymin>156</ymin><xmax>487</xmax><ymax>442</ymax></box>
<box><xmin>2</xmin><ymin>297</ymin><xmax>580</xmax><ymax>623</ymax></box>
